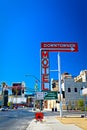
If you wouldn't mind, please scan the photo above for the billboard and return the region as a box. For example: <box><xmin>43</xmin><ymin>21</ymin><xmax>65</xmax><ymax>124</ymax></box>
<box><xmin>12</xmin><ymin>83</ymin><xmax>22</xmax><ymax>95</ymax></box>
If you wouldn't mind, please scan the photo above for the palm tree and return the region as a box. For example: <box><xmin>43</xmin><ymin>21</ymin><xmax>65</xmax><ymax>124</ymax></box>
<box><xmin>1</xmin><ymin>82</ymin><xmax>7</xmax><ymax>94</ymax></box>
<box><xmin>1</xmin><ymin>82</ymin><xmax>6</xmax><ymax>107</ymax></box>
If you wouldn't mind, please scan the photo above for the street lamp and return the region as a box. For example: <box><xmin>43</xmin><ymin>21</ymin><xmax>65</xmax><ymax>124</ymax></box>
<box><xmin>25</xmin><ymin>74</ymin><xmax>40</xmax><ymax>92</ymax></box>
<box><xmin>25</xmin><ymin>74</ymin><xmax>40</xmax><ymax>110</ymax></box>
<box><xmin>25</xmin><ymin>74</ymin><xmax>40</xmax><ymax>82</ymax></box>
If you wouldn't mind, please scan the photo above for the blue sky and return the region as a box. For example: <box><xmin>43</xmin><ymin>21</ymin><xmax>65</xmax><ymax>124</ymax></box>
<box><xmin>0</xmin><ymin>0</ymin><xmax>87</xmax><ymax>93</ymax></box>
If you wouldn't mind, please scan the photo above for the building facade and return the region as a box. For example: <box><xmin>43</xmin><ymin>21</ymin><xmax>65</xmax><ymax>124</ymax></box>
<box><xmin>74</xmin><ymin>70</ymin><xmax>87</xmax><ymax>82</ymax></box>
<box><xmin>63</xmin><ymin>78</ymin><xmax>87</xmax><ymax>109</ymax></box>
<box><xmin>48</xmin><ymin>70</ymin><xmax>87</xmax><ymax>110</ymax></box>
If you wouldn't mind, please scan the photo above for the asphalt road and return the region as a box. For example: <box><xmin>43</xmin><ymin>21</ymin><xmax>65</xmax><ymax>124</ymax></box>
<box><xmin>44</xmin><ymin>109</ymin><xmax>86</xmax><ymax>117</ymax></box>
<box><xmin>0</xmin><ymin>108</ymin><xmax>35</xmax><ymax>130</ymax></box>
<box><xmin>0</xmin><ymin>108</ymin><xmax>86</xmax><ymax>130</ymax></box>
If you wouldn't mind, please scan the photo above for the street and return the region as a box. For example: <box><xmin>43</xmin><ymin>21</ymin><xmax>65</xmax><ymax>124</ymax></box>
<box><xmin>0</xmin><ymin>107</ymin><xmax>86</xmax><ymax>130</ymax></box>
<box><xmin>0</xmin><ymin>108</ymin><xmax>34</xmax><ymax>130</ymax></box>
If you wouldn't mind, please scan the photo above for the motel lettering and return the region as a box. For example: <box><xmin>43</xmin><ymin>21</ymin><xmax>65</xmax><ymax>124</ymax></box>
<box><xmin>41</xmin><ymin>50</ymin><xmax>50</xmax><ymax>91</ymax></box>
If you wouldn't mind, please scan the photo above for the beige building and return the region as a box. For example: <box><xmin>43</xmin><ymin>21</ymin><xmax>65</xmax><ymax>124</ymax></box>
<box><xmin>74</xmin><ymin>70</ymin><xmax>87</xmax><ymax>82</ymax></box>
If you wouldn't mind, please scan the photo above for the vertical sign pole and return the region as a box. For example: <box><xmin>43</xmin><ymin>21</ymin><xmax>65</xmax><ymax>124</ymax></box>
<box><xmin>58</xmin><ymin>52</ymin><xmax>62</xmax><ymax>117</ymax></box>
<box><xmin>40</xmin><ymin>49</ymin><xmax>43</xmax><ymax>111</ymax></box>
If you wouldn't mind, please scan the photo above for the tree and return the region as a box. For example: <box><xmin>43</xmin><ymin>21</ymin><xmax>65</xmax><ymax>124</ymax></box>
<box><xmin>2</xmin><ymin>82</ymin><xmax>6</xmax><ymax>87</ymax></box>
<box><xmin>77</xmin><ymin>99</ymin><xmax>84</xmax><ymax>111</ymax></box>
<box><xmin>1</xmin><ymin>82</ymin><xmax>8</xmax><ymax>107</ymax></box>
<box><xmin>1</xmin><ymin>82</ymin><xmax>6</xmax><ymax>93</ymax></box>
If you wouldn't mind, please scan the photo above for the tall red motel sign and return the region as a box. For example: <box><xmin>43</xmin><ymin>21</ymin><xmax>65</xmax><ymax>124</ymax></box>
<box><xmin>41</xmin><ymin>42</ymin><xmax>78</xmax><ymax>91</ymax></box>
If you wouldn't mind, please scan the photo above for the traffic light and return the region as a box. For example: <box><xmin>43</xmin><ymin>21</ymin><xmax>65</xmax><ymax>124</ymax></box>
<box><xmin>52</xmin><ymin>82</ymin><xmax>56</xmax><ymax>88</ymax></box>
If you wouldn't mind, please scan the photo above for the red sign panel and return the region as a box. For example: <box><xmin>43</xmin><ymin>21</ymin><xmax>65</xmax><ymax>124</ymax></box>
<box><xmin>41</xmin><ymin>42</ymin><xmax>78</xmax><ymax>52</ymax></box>
<box><xmin>41</xmin><ymin>42</ymin><xmax>78</xmax><ymax>91</ymax></box>
<box><xmin>41</xmin><ymin>50</ymin><xmax>50</xmax><ymax>91</ymax></box>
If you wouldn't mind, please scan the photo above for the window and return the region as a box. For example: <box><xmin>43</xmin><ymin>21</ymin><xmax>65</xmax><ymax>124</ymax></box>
<box><xmin>52</xmin><ymin>82</ymin><xmax>56</xmax><ymax>88</ymax></box>
<box><xmin>68</xmin><ymin>88</ymin><xmax>71</xmax><ymax>92</ymax></box>
<box><xmin>81</xmin><ymin>88</ymin><xmax>83</xmax><ymax>90</ymax></box>
<box><xmin>74</xmin><ymin>88</ymin><xmax>77</xmax><ymax>92</ymax></box>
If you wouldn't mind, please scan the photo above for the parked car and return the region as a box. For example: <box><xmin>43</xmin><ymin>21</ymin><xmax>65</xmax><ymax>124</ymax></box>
<box><xmin>0</xmin><ymin>106</ymin><xmax>8</xmax><ymax>111</ymax></box>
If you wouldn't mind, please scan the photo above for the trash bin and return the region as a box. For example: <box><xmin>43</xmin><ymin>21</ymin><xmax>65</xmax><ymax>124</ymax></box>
<box><xmin>52</xmin><ymin>108</ymin><xmax>54</xmax><ymax>112</ymax></box>
<box><xmin>55</xmin><ymin>108</ymin><xmax>57</xmax><ymax>112</ymax></box>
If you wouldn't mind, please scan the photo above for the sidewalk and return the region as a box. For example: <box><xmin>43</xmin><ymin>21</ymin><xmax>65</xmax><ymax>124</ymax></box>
<box><xmin>26</xmin><ymin>116</ymin><xmax>82</xmax><ymax>130</ymax></box>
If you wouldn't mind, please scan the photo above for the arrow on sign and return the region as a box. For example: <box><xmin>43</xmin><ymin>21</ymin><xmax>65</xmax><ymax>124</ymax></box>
<box><xmin>41</xmin><ymin>42</ymin><xmax>78</xmax><ymax>52</ymax></box>
<box><xmin>42</xmin><ymin>47</ymin><xmax>76</xmax><ymax>52</ymax></box>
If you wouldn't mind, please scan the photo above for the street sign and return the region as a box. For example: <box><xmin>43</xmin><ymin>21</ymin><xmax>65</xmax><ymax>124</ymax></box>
<box><xmin>41</xmin><ymin>42</ymin><xmax>78</xmax><ymax>52</ymax></box>
<box><xmin>36</xmin><ymin>92</ymin><xmax>44</xmax><ymax>100</ymax></box>
<box><xmin>44</xmin><ymin>91</ymin><xmax>58</xmax><ymax>100</ymax></box>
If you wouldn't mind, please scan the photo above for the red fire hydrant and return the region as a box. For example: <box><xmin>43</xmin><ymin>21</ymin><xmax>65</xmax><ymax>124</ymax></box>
<box><xmin>35</xmin><ymin>112</ymin><xmax>44</xmax><ymax>121</ymax></box>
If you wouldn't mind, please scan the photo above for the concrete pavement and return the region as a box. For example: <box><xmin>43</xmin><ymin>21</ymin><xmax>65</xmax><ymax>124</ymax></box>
<box><xmin>26</xmin><ymin>116</ymin><xmax>82</xmax><ymax>130</ymax></box>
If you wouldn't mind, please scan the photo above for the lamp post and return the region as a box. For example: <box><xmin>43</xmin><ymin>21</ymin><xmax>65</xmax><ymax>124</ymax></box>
<box><xmin>25</xmin><ymin>75</ymin><xmax>40</xmax><ymax>82</ymax></box>
<box><xmin>25</xmin><ymin>74</ymin><xmax>40</xmax><ymax>92</ymax></box>
<box><xmin>25</xmin><ymin>74</ymin><xmax>40</xmax><ymax>110</ymax></box>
